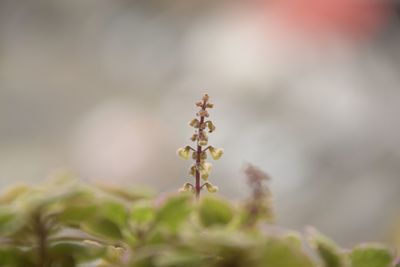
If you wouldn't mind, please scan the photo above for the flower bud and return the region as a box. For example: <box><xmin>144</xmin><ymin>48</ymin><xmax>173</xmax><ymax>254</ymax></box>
<box><xmin>191</xmin><ymin>134</ymin><xmax>198</xmax><ymax>142</ymax></box>
<box><xmin>199</xmin><ymin>132</ymin><xmax>208</xmax><ymax>141</ymax></box>
<box><xmin>200</xmin><ymin>151</ymin><xmax>207</xmax><ymax>160</ymax></box>
<box><xmin>189</xmin><ymin>165</ymin><xmax>196</xmax><ymax>176</ymax></box>
<box><xmin>204</xmin><ymin>182</ymin><xmax>218</xmax><ymax>193</ymax></box>
<box><xmin>189</xmin><ymin>118</ymin><xmax>200</xmax><ymax>128</ymax></box>
<box><xmin>198</xmin><ymin>110</ymin><xmax>209</xmax><ymax>117</ymax></box>
<box><xmin>207</xmin><ymin>121</ymin><xmax>216</xmax><ymax>132</ymax></box>
<box><xmin>202</xmin><ymin>94</ymin><xmax>209</xmax><ymax>102</ymax></box>
<box><xmin>198</xmin><ymin>140</ymin><xmax>208</xmax><ymax>146</ymax></box>
<box><xmin>177</xmin><ymin>146</ymin><xmax>191</xmax><ymax>160</ymax></box>
<box><xmin>200</xmin><ymin>162</ymin><xmax>212</xmax><ymax>180</ymax></box>
<box><xmin>206</xmin><ymin>103</ymin><xmax>214</xmax><ymax>108</ymax></box>
<box><xmin>209</xmin><ymin>147</ymin><xmax>223</xmax><ymax>160</ymax></box>
<box><xmin>179</xmin><ymin>182</ymin><xmax>194</xmax><ymax>193</ymax></box>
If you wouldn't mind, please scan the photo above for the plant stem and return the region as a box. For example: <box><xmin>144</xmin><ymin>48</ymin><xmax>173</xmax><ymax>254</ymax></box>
<box><xmin>195</xmin><ymin>101</ymin><xmax>207</xmax><ymax>200</ymax></box>
<box><xmin>32</xmin><ymin>210</ymin><xmax>48</xmax><ymax>267</ymax></box>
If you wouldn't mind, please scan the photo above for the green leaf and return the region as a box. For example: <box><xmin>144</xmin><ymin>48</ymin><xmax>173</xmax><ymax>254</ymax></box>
<box><xmin>49</xmin><ymin>241</ymin><xmax>105</xmax><ymax>262</ymax></box>
<box><xmin>350</xmin><ymin>244</ymin><xmax>393</xmax><ymax>267</ymax></box>
<box><xmin>198</xmin><ymin>196</ymin><xmax>234</xmax><ymax>227</ymax></box>
<box><xmin>307</xmin><ymin>228</ymin><xmax>347</xmax><ymax>267</ymax></box>
<box><xmin>82</xmin><ymin>217</ymin><xmax>123</xmax><ymax>240</ymax></box>
<box><xmin>97</xmin><ymin>184</ymin><xmax>152</xmax><ymax>202</ymax></box>
<box><xmin>131</xmin><ymin>202</ymin><xmax>156</xmax><ymax>225</ymax></box>
<box><xmin>0</xmin><ymin>208</ymin><xmax>25</xmax><ymax>237</ymax></box>
<box><xmin>58</xmin><ymin>204</ymin><xmax>98</xmax><ymax>225</ymax></box>
<box><xmin>156</xmin><ymin>195</ymin><xmax>192</xmax><ymax>231</ymax></box>
<box><xmin>0</xmin><ymin>247</ymin><xmax>35</xmax><ymax>267</ymax></box>
<box><xmin>258</xmin><ymin>238</ymin><xmax>314</xmax><ymax>267</ymax></box>
<box><xmin>0</xmin><ymin>184</ymin><xmax>30</xmax><ymax>204</ymax></box>
<box><xmin>154</xmin><ymin>250</ymin><xmax>204</xmax><ymax>267</ymax></box>
<box><xmin>100</xmin><ymin>201</ymin><xmax>128</xmax><ymax>226</ymax></box>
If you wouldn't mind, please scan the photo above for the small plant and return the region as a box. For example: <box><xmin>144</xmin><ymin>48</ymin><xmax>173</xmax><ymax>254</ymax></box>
<box><xmin>0</xmin><ymin>95</ymin><xmax>399</xmax><ymax>267</ymax></box>
<box><xmin>177</xmin><ymin>94</ymin><xmax>223</xmax><ymax>199</ymax></box>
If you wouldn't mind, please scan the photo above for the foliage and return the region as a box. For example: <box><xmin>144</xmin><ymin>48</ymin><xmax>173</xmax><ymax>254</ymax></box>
<box><xmin>0</xmin><ymin>175</ymin><xmax>397</xmax><ymax>267</ymax></box>
<box><xmin>0</xmin><ymin>95</ymin><xmax>397</xmax><ymax>267</ymax></box>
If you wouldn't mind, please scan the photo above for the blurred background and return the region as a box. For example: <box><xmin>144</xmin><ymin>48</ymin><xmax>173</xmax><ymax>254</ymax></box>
<box><xmin>1</xmin><ymin>0</ymin><xmax>400</xmax><ymax>247</ymax></box>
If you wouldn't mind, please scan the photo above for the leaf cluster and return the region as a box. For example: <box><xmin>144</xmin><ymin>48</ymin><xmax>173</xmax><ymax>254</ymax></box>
<box><xmin>0</xmin><ymin>180</ymin><xmax>397</xmax><ymax>267</ymax></box>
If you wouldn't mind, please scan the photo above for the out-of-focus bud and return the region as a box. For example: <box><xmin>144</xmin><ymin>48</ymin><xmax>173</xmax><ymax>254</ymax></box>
<box><xmin>199</xmin><ymin>140</ymin><xmax>208</xmax><ymax>146</ymax></box>
<box><xmin>198</xmin><ymin>110</ymin><xmax>209</xmax><ymax>117</ymax></box>
<box><xmin>189</xmin><ymin>119</ymin><xmax>200</xmax><ymax>128</ymax></box>
<box><xmin>207</xmin><ymin>121</ymin><xmax>216</xmax><ymax>133</ymax></box>
<box><xmin>202</xmin><ymin>94</ymin><xmax>209</xmax><ymax>102</ymax></box>
<box><xmin>179</xmin><ymin>182</ymin><xmax>194</xmax><ymax>193</ymax></box>
<box><xmin>189</xmin><ymin>164</ymin><xmax>196</xmax><ymax>176</ymax></box>
<box><xmin>204</xmin><ymin>182</ymin><xmax>218</xmax><ymax>193</ymax></box>
<box><xmin>206</xmin><ymin>103</ymin><xmax>214</xmax><ymax>108</ymax></box>
<box><xmin>200</xmin><ymin>151</ymin><xmax>207</xmax><ymax>160</ymax></box>
<box><xmin>209</xmin><ymin>147</ymin><xmax>223</xmax><ymax>160</ymax></box>
<box><xmin>200</xmin><ymin>162</ymin><xmax>212</xmax><ymax>180</ymax></box>
<box><xmin>190</xmin><ymin>134</ymin><xmax>198</xmax><ymax>142</ymax></box>
<box><xmin>199</xmin><ymin>132</ymin><xmax>208</xmax><ymax>141</ymax></box>
<box><xmin>177</xmin><ymin>146</ymin><xmax>191</xmax><ymax>160</ymax></box>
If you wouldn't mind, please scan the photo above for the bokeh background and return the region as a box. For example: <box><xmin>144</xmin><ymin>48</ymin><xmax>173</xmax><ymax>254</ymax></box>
<box><xmin>1</xmin><ymin>0</ymin><xmax>400</xmax><ymax>247</ymax></box>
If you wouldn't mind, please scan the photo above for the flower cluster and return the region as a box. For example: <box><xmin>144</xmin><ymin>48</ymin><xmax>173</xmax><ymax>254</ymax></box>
<box><xmin>177</xmin><ymin>94</ymin><xmax>223</xmax><ymax>199</ymax></box>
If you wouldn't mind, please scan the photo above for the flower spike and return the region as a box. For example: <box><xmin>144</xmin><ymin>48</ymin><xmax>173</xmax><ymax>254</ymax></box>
<box><xmin>177</xmin><ymin>94</ymin><xmax>223</xmax><ymax>199</ymax></box>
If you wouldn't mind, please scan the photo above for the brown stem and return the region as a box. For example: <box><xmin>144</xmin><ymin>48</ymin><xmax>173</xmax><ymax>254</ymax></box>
<box><xmin>32</xmin><ymin>210</ymin><xmax>49</xmax><ymax>267</ymax></box>
<box><xmin>195</xmin><ymin>101</ymin><xmax>207</xmax><ymax>200</ymax></box>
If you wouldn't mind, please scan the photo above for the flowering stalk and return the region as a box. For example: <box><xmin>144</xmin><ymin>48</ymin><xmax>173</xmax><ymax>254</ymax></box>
<box><xmin>177</xmin><ymin>94</ymin><xmax>223</xmax><ymax>200</ymax></box>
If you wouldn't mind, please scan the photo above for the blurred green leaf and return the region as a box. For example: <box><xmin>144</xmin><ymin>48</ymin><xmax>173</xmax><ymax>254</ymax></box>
<box><xmin>100</xmin><ymin>201</ymin><xmax>128</xmax><ymax>226</ymax></box>
<box><xmin>154</xmin><ymin>250</ymin><xmax>204</xmax><ymax>267</ymax></box>
<box><xmin>49</xmin><ymin>241</ymin><xmax>105</xmax><ymax>262</ymax></box>
<box><xmin>131</xmin><ymin>202</ymin><xmax>156</xmax><ymax>225</ymax></box>
<box><xmin>258</xmin><ymin>238</ymin><xmax>314</xmax><ymax>267</ymax></box>
<box><xmin>0</xmin><ymin>208</ymin><xmax>25</xmax><ymax>237</ymax></box>
<box><xmin>0</xmin><ymin>247</ymin><xmax>34</xmax><ymax>267</ymax></box>
<box><xmin>58</xmin><ymin>204</ymin><xmax>97</xmax><ymax>225</ymax></box>
<box><xmin>0</xmin><ymin>184</ymin><xmax>30</xmax><ymax>204</ymax></box>
<box><xmin>97</xmin><ymin>184</ymin><xmax>151</xmax><ymax>202</ymax></box>
<box><xmin>350</xmin><ymin>245</ymin><xmax>393</xmax><ymax>267</ymax></box>
<box><xmin>82</xmin><ymin>217</ymin><xmax>123</xmax><ymax>240</ymax></box>
<box><xmin>198</xmin><ymin>197</ymin><xmax>234</xmax><ymax>227</ymax></box>
<box><xmin>156</xmin><ymin>195</ymin><xmax>192</xmax><ymax>231</ymax></box>
<box><xmin>307</xmin><ymin>228</ymin><xmax>347</xmax><ymax>267</ymax></box>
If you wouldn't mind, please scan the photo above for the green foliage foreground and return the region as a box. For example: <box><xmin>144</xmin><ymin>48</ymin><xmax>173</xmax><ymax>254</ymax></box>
<box><xmin>0</xmin><ymin>178</ymin><xmax>398</xmax><ymax>267</ymax></box>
